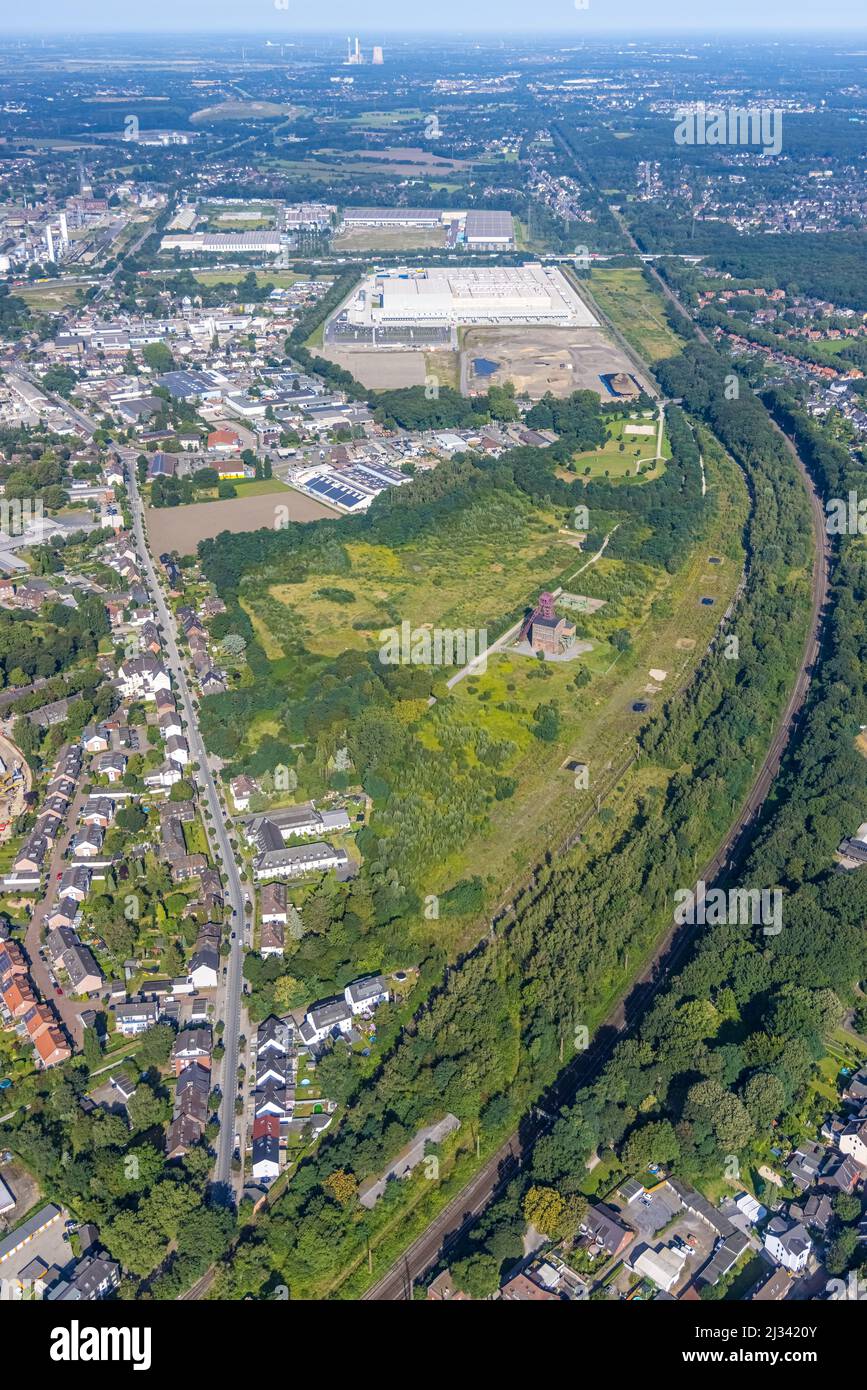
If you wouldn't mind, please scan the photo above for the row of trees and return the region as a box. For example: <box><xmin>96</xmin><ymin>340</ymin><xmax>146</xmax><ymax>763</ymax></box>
<box><xmin>206</xmin><ymin>345</ymin><xmax>817</xmax><ymax>1299</ymax></box>
<box><xmin>440</xmin><ymin>351</ymin><xmax>867</xmax><ymax>1291</ymax></box>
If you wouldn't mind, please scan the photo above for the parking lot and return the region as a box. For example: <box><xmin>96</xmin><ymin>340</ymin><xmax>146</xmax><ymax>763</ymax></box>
<box><xmin>627</xmin><ymin>1184</ymin><xmax>681</xmax><ymax>1238</ymax></box>
<box><xmin>0</xmin><ymin>1202</ymin><xmax>73</xmax><ymax>1288</ymax></box>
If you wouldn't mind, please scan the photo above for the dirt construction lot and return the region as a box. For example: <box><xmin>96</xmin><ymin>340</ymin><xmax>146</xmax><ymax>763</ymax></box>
<box><xmin>145</xmin><ymin>490</ymin><xmax>336</xmax><ymax>555</ymax></box>
<box><xmin>461</xmin><ymin>326</ymin><xmax>650</xmax><ymax>399</ymax></box>
<box><xmin>319</xmin><ymin>345</ymin><xmax>428</xmax><ymax>389</ymax></box>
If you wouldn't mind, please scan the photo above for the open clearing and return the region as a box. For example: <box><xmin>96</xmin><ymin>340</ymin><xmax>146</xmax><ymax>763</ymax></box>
<box><xmin>320</xmin><ymin>145</ymin><xmax>470</xmax><ymax>172</ymax></box>
<box><xmin>318</xmin><ymin>345</ymin><xmax>428</xmax><ymax>389</ymax></box>
<box><xmin>332</xmin><ymin>225</ymin><xmax>448</xmax><ymax>252</ymax></box>
<box><xmin>557</xmin><ymin>415</ymin><xmax>669</xmax><ymax>483</ymax></box>
<box><xmin>145</xmin><ymin>488</ymin><xmax>335</xmax><ymax>555</ymax></box>
<box><xmin>17</xmin><ymin>281</ymin><xmax>86</xmax><ymax>310</ymax></box>
<box><xmin>461</xmin><ymin>325</ymin><xmax>650</xmax><ymax>399</ymax></box>
<box><xmin>191</xmin><ymin>101</ymin><xmax>300</xmax><ymax>123</ymax></box>
<box><xmin>350</xmin><ymin>109</ymin><xmax>425</xmax><ymax>127</ymax></box>
<box><xmin>590</xmin><ymin>267</ymin><xmax>686</xmax><ymax>363</ymax></box>
<box><xmin>189</xmin><ymin>269</ymin><xmax>318</xmax><ymax>289</ymax></box>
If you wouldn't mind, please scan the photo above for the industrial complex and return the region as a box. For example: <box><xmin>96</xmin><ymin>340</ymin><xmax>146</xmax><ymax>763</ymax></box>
<box><xmin>326</xmin><ymin>264</ymin><xmax>597</xmax><ymax>346</ymax></box>
<box><xmin>339</xmin><ymin>206</ymin><xmax>515</xmax><ymax>249</ymax></box>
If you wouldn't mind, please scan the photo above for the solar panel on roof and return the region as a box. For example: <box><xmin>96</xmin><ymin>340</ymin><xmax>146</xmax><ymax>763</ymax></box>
<box><xmin>304</xmin><ymin>475</ymin><xmax>369</xmax><ymax>509</ymax></box>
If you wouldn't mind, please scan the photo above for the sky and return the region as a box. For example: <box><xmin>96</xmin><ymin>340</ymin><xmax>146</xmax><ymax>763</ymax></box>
<box><xmin>1</xmin><ymin>0</ymin><xmax>866</xmax><ymax>35</ymax></box>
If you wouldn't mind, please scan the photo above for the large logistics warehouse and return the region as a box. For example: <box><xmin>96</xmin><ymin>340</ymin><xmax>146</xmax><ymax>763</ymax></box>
<box><xmin>339</xmin><ymin>207</ymin><xmax>515</xmax><ymax>247</ymax></box>
<box><xmin>335</xmin><ymin>264</ymin><xmax>597</xmax><ymax>332</ymax></box>
<box><xmin>464</xmin><ymin>209</ymin><xmax>514</xmax><ymax>248</ymax></box>
<box><xmin>341</xmin><ymin>207</ymin><xmax>443</xmax><ymax>228</ymax></box>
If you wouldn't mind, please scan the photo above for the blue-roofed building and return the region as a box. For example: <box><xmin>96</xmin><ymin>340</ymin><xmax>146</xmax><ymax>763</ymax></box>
<box><xmin>156</xmin><ymin>370</ymin><xmax>224</xmax><ymax>402</ymax></box>
<box><xmin>300</xmin><ymin>474</ymin><xmax>373</xmax><ymax>512</ymax></box>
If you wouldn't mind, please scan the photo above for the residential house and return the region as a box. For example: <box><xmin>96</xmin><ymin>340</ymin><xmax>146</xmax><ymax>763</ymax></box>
<box><xmin>500</xmin><ymin>1272</ymin><xmax>560</xmax><ymax>1301</ymax></box>
<box><xmin>144</xmin><ymin>762</ymin><xmax>182</xmax><ymax>790</ymax></box>
<box><xmin>81</xmin><ymin>724</ymin><xmax>110</xmax><ymax>753</ymax></box>
<box><xmin>171</xmin><ymin>1027</ymin><xmax>212</xmax><ymax>1076</ymax></box>
<box><xmin>0</xmin><ymin>941</ymin><xmax>28</xmax><ymax>976</ymax></box>
<box><xmin>24</xmin><ymin>1003</ymin><xmax>61</xmax><ymax>1042</ymax></box>
<box><xmin>299</xmin><ymin>997</ymin><xmax>352</xmax><ymax>1048</ymax></box>
<box><xmin>257</xmin><ymin>1015</ymin><xmax>291</xmax><ymax>1058</ymax></box>
<box><xmin>81</xmin><ymin>797</ymin><xmax>114</xmax><ymax>828</ymax></box>
<box><xmin>170</xmin><ymin>853</ymin><xmax>207</xmax><ymax>884</ymax></box>
<box><xmin>839</xmin><ymin>1118</ymin><xmax>867</xmax><ymax>1168</ymax></box>
<box><xmin>158</xmin><ymin>710</ymin><xmax>183</xmax><ymax>740</ymax></box>
<box><xmin>114</xmin><ymin>1000</ymin><xmax>160</xmax><ymax>1036</ymax></box>
<box><xmin>344</xmin><ymin>974</ymin><xmax>389</xmax><ymax>1016</ymax></box>
<box><xmin>246</xmin><ymin>803</ymin><xmax>351</xmax><ymax>847</ymax></box>
<box><xmin>230</xmin><ymin>774</ymin><xmax>259</xmax><ymax>812</ymax></box>
<box><xmin>47</xmin><ymin>1254</ymin><xmax>121</xmax><ymax>1302</ymax></box>
<box><xmin>58</xmin><ymin>866</ymin><xmax>91</xmax><ymax>902</ymax></box>
<box><xmin>188</xmin><ymin>946</ymin><xmax>220</xmax><ymax>990</ymax></box>
<box><xmin>63</xmin><ymin>943</ymin><xmax>104</xmax><ymax>995</ymax></box>
<box><xmin>260</xmin><ymin>920</ymin><xmax>285</xmax><ymax>958</ymax></box>
<box><xmin>174</xmin><ymin>1062</ymin><xmax>210</xmax><ymax>1127</ymax></box>
<box><xmin>256</xmin><ymin>1050</ymin><xmax>289</xmax><ymax>1090</ymax></box>
<box><xmin>843</xmin><ymin>1067</ymin><xmax>867</xmax><ymax>1104</ymax></box>
<box><xmin>72</xmin><ymin>826</ymin><xmax>104</xmax><ymax>859</ymax></box>
<box><xmin>579</xmin><ymin>1203</ymin><xmax>634</xmax><ymax>1259</ymax></box>
<box><xmin>46</xmin><ymin>899</ymin><xmax>79</xmax><ymax>932</ymax></box>
<box><xmin>791</xmin><ymin>1193</ymin><xmax>834</xmax><ymax>1236</ymax></box>
<box><xmin>252</xmin><ymin>1081</ymin><xmax>293</xmax><ymax>1123</ymax></box>
<box><xmin>821</xmin><ymin>1153</ymin><xmax>861</xmax><ymax>1194</ymax></box>
<box><xmin>97</xmin><ymin>751</ymin><xmax>127</xmax><ymax>783</ymax></box>
<box><xmin>116</xmin><ymin>655</ymin><xmax>171</xmax><ymax>700</ymax></box>
<box><xmin>0</xmin><ymin>945</ymin><xmax>26</xmax><ymax>978</ymax></box>
<box><xmin>763</xmin><ymin>1216</ymin><xmax>812</xmax><ymax>1274</ymax></box>
<box><xmin>750</xmin><ymin>1268</ymin><xmax>795</xmax><ymax>1302</ymax></box>
<box><xmin>14</xmin><ymin>833</ymin><xmax>48</xmax><ymax>874</ymax></box>
<box><xmin>252</xmin><ymin>842</ymin><xmax>349</xmax><ymax>882</ymax></box>
<box><xmin>788</xmin><ymin>1142</ymin><xmax>826</xmax><ymax>1191</ymax></box>
<box><xmin>2</xmin><ymin>976</ymin><xmax>37</xmax><ymax>1018</ymax></box>
<box><xmin>46</xmin><ymin>926</ymin><xmax>78</xmax><ymax>963</ymax></box>
<box><xmin>165</xmin><ymin>735</ymin><xmax>190</xmax><ymax>767</ymax></box>
<box><xmin>33</xmin><ymin>1026</ymin><xmax>71</xmax><ymax>1067</ymax></box>
<box><xmin>251</xmin><ymin>1114</ymin><xmax>281</xmax><ymax>1183</ymax></box>
<box><xmin>259</xmin><ymin>881</ymin><xmax>287</xmax><ymax>924</ymax></box>
<box><xmin>165</xmin><ymin>1112</ymin><xmax>205</xmax><ymax>1160</ymax></box>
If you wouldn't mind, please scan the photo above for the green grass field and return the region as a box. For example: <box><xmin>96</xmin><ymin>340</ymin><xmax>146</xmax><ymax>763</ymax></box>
<box><xmin>590</xmin><ymin>267</ymin><xmax>686</xmax><ymax>363</ymax></box>
<box><xmin>559</xmin><ymin>415</ymin><xmax>669</xmax><ymax>482</ymax></box>
<box><xmin>350</xmin><ymin>109</ymin><xmax>424</xmax><ymax>127</ymax></box>
<box><xmin>17</xmin><ymin>281</ymin><xmax>86</xmax><ymax>310</ymax></box>
<box><xmin>238</xmin><ymin>438</ymin><xmax>747</xmax><ymax>948</ymax></box>
<box><xmin>191</xmin><ymin>269</ymin><xmax>315</xmax><ymax>288</ymax></box>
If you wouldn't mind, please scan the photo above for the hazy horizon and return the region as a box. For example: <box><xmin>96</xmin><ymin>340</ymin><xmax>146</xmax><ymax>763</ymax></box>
<box><xmin>1</xmin><ymin>4</ymin><xmax>866</xmax><ymax>37</ymax></box>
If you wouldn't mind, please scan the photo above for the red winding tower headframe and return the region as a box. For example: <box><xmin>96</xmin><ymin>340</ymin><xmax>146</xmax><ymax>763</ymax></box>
<box><xmin>519</xmin><ymin>591</ymin><xmax>556</xmax><ymax>643</ymax></box>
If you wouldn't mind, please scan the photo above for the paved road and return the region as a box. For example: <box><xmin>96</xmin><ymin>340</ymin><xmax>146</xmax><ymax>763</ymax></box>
<box><xmin>124</xmin><ymin>456</ymin><xmax>248</xmax><ymax>1194</ymax></box>
<box><xmin>363</xmin><ymin>282</ymin><xmax>831</xmax><ymax>1304</ymax></box>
